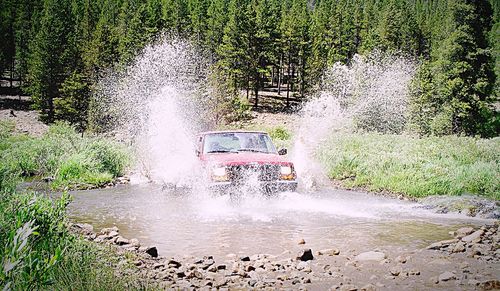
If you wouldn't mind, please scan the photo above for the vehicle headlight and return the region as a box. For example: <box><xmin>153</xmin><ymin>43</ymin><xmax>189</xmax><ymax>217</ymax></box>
<box><xmin>212</xmin><ymin>166</ymin><xmax>227</xmax><ymax>177</ymax></box>
<box><xmin>280</xmin><ymin>166</ymin><xmax>292</xmax><ymax>175</ymax></box>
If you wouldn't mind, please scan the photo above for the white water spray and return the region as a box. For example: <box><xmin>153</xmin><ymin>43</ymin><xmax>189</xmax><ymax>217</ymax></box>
<box><xmin>293</xmin><ymin>52</ymin><xmax>417</xmax><ymax>190</ymax></box>
<box><xmin>90</xmin><ymin>38</ymin><xmax>209</xmax><ymax>184</ymax></box>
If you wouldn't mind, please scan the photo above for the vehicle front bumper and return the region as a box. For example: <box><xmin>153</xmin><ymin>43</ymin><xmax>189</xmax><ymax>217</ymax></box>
<box><xmin>209</xmin><ymin>180</ymin><xmax>298</xmax><ymax>194</ymax></box>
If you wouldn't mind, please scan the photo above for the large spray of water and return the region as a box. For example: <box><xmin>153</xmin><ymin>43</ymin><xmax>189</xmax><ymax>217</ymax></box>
<box><xmin>293</xmin><ymin>52</ymin><xmax>417</xmax><ymax>189</ymax></box>
<box><xmin>90</xmin><ymin>38</ymin><xmax>209</xmax><ymax>185</ymax></box>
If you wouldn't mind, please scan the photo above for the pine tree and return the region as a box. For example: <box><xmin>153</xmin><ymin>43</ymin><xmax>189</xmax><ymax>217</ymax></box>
<box><xmin>410</xmin><ymin>0</ymin><xmax>497</xmax><ymax>136</ymax></box>
<box><xmin>205</xmin><ymin>0</ymin><xmax>228</xmax><ymax>56</ymax></box>
<box><xmin>27</xmin><ymin>0</ymin><xmax>76</xmax><ymax>122</ymax></box>
<box><xmin>217</xmin><ymin>0</ymin><xmax>248</xmax><ymax>94</ymax></box>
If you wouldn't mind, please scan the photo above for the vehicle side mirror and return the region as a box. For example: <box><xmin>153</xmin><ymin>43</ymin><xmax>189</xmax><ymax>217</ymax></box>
<box><xmin>278</xmin><ymin>148</ymin><xmax>287</xmax><ymax>155</ymax></box>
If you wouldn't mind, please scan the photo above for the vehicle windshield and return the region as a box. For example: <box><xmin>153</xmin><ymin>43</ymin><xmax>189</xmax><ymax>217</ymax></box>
<box><xmin>203</xmin><ymin>132</ymin><xmax>277</xmax><ymax>154</ymax></box>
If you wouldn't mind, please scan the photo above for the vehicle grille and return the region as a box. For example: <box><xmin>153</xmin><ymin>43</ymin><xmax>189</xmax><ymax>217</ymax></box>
<box><xmin>227</xmin><ymin>164</ymin><xmax>280</xmax><ymax>182</ymax></box>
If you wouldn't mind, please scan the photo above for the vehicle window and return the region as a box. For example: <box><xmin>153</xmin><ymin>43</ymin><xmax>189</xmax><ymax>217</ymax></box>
<box><xmin>203</xmin><ymin>132</ymin><xmax>277</xmax><ymax>154</ymax></box>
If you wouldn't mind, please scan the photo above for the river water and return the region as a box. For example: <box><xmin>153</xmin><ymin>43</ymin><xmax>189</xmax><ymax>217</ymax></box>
<box><xmin>67</xmin><ymin>185</ymin><xmax>489</xmax><ymax>260</ymax></box>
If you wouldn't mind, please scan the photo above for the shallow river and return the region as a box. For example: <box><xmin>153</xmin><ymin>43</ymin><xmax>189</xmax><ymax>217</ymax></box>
<box><xmin>68</xmin><ymin>185</ymin><xmax>489</xmax><ymax>259</ymax></box>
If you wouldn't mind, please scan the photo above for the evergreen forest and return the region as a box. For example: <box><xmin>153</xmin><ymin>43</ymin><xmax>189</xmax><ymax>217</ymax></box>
<box><xmin>0</xmin><ymin>0</ymin><xmax>498</xmax><ymax>136</ymax></box>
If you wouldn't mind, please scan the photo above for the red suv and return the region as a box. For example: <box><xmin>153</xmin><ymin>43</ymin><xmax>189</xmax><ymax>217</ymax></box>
<box><xmin>196</xmin><ymin>131</ymin><xmax>298</xmax><ymax>194</ymax></box>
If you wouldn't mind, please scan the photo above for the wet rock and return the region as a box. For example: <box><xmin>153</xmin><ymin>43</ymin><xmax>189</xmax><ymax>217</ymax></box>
<box><xmin>318</xmin><ymin>248</ymin><xmax>340</xmax><ymax>256</ymax></box>
<box><xmin>129</xmin><ymin>238</ymin><xmax>140</xmax><ymax>247</ymax></box>
<box><xmin>455</xmin><ymin>227</ymin><xmax>475</xmax><ymax>238</ymax></box>
<box><xmin>461</xmin><ymin>230</ymin><xmax>483</xmax><ymax>243</ymax></box>
<box><xmin>467</xmin><ymin>279</ymin><xmax>480</xmax><ymax>286</ymax></box>
<box><xmin>115</xmin><ymin>236</ymin><xmax>129</xmax><ymax>246</ymax></box>
<box><xmin>144</xmin><ymin>246</ymin><xmax>158</xmax><ymax>258</ymax></box>
<box><xmin>186</xmin><ymin>270</ymin><xmax>204</xmax><ymax>279</ymax></box>
<box><xmin>240</xmin><ymin>256</ymin><xmax>250</xmax><ymax>262</ymax></box>
<box><xmin>201</xmin><ymin>259</ymin><xmax>214</xmax><ymax>270</ymax></box>
<box><xmin>176</xmin><ymin>271</ymin><xmax>186</xmax><ymax>278</ymax></box>
<box><xmin>426</xmin><ymin>239</ymin><xmax>458</xmax><ymax>250</ymax></box>
<box><xmin>355</xmin><ymin>251</ymin><xmax>386</xmax><ymax>262</ymax></box>
<box><xmin>168</xmin><ymin>259</ymin><xmax>182</xmax><ymax>269</ymax></box>
<box><xmin>452</xmin><ymin>241</ymin><xmax>466</xmax><ymax>253</ymax></box>
<box><xmin>244</xmin><ymin>265</ymin><xmax>255</xmax><ymax>272</ymax></box>
<box><xmin>438</xmin><ymin>271</ymin><xmax>456</xmax><ymax>282</ymax></box>
<box><xmin>107</xmin><ymin>230</ymin><xmax>119</xmax><ymax>239</ymax></box>
<box><xmin>217</xmin><ymin>264</ymin><xmax>226</xmax><ymax>270</ymax></box>
<box><xmin>296</xmin><ymin>249</ymin><xmax>314</xmax><ymax>261</ymax></box>
<box><xmin>94</xmin><ymin>234</ymin><xmax>107</xmax><ymax>243</ymax></box>
<box><xmin>340</xmin><ymin>284</ymin><xmax>357</xmax><ymax>291</ymax></box>
<box><xmin>298</xmin><ymin>238</ymin><xmax>306</xmax><ymax>245</ymax></box>
<box><xmin>71</xmin><ymin>223</ymin><xmax>94</xmax><ymax>235</ymax></box>
<box><xmin>100</xmin><ymin>226</ymin><xmax>119</xmax><ymax>235</ymax></box>
<box><xmin>390</xmin><ymin>265</ymin><xmax>402</xmax><ymax>276</ymax></box>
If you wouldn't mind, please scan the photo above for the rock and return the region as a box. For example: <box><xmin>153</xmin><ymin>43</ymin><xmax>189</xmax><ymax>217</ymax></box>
<box><xmin>296</xmin><ymin>249</ymin><xmax>314</xmax><ymax>261</ymax></box>
<box><xmin>452</xmin><ymin>241</ymin><xmax>466</xmax><ymax>253</ymax></box>
<box><xmin>395</xmin><ymin>255</ymin><xmax>407</xmax><ymax>263</ymax></box>
<box><xmin>426</xmin><ymin>239</ymin><xmax>458</xmax><ymax>250</ymax></box>
<box><xmin>455</xmin><ymin>227</ymin><xmax>475</xmax><ymax>237</ymax></box>
<box><xmin>94</xmin><ymin>234</ymin><xmax>107</xmax><ymax>243</ymax></box>
<box><xmin>355</xmin><ymin>251</ymin><xmax>386</xmax><ymax>262</ymax></box>
<box><xmin>318</xmin><ymin>248</ymin><xmax>340</xmax><ymax>256</ymax></box>
<box><xmin>340</xmin><ymin>284</ymin><xmax>357</xmax><ymax>291</ymax></box>
<box><xmin>107</xmin><ymin>230</ymin><xmax>119</xmax><ymax>239</ymax></box>
<box><xmin>462</xmin><ymin>230</ymin><xmax>483</xmax><ymax>243</ymax></box>
<box><xmin>100</xmin><ymin>226</ymin><xmax>119</xmax><ymax>235</ymax></box>
<box><xmin>114</xmin><ymin>236</ymin><xmax>129</xmax><ymax>246</ymax></box>
<box><xmin>145</xmin><ymin>246</ymin><xmax>158</xmax><ymax>258</ymax></box>
<box><xmin>186</xmin><ymin>270</ymin><xmax>204</xmax><ymax>279</ymax></box>
<box><xmin>240</xmin><ymin>256</ymin><xmax>250</xmax><ymax>262</ymax></box>
<box><xmin>168</xmin><ymin>259</ymin><xmax>182</xmax><ymax>269</ymax></box>
<box><xmin>214</xmin><ymin>277</ymin><xmax>228</xmax><ymax>288</ymax></box>
<box><xmin>438</xmin><ymin>271</ymin><xmax>456</xmax><ymax>282</ymax></box>
<box><xmin>409</xmin><ymin>269</ymin><xmax>420</xmax><ymax>276</ymax></box>
<box><xmin>360</xmin><ymin>284</ymin><xmax>377</xmax><ymax>291</ymax></box>
<box><xmin>72</xmin><ymin>223</ymin><xmax>94</xmax><ymax>235</ymax></box>
<box><xmin>390</xmin><ymin>266</ymin><xmax>402</xmax><ymax>276</ymax></box>
<box><xmin>217</xmin><ymin>264</ymin><xmax>226</xmax><ymax>270</ymax></box>
<box><xmin>479</xmin><ymin>280</ymin><xmax>500</xmax><ymax>290</ymax></box>
<box><xmin>298</xmin><ymin>238</ymin><xmax>306</xmax><ymax>245</ymax></box>
<box><xmin>430</xmin><ymin>276</ymin><xmax>439</xmax><ymax>284</ymax></box>
<box><xmin>129</xmin><ymin>238</ymin><xmax>140</xmax><ymax>247</ymax></box>
<box><xmin>468</xmin><ymin>279</ymin><xmax>480</xmax><ymax>286</ymax></box>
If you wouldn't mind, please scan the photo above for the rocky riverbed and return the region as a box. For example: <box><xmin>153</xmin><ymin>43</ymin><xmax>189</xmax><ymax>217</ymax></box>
<box><xmin>71</xmin><ymin>221</ymin><xmax>499</xmax><ymax>290</ymax></box>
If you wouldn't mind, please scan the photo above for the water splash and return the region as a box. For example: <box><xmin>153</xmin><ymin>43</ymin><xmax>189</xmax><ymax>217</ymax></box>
<box><xmin>293</xmin><ymin>52</ymin><xmax>417</xmax><ymax>190</ymax></box>
<box><xmin>89</xmin><ymin>37</ymin><xmax>208</xmax><ymax>184</ymax></box>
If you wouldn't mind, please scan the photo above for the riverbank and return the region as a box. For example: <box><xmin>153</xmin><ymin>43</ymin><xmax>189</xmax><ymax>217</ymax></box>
<box><xmin>0</xmin><ymin>121</ymin><xmax>130</xmax><ymax>191</ymax></box>
<box><xmin>70</xmin><ymin>221</ymin><xmax>500</xmax><ymax>290</ymax></box>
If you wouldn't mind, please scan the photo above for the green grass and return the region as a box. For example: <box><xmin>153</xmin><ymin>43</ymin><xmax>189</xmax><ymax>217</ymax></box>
<box><xmin>0</xmin><ymin>121</ymin><xmax>145</xmax><ymax>289</ymax></box>
<box><xmin>0</xmin><ymin>121</ymin><xmax>129</xmax><ymax>190</ymax></box>
<box><xmin>317</xmin><ymin>133</ymin><xmax>500</xmax><ymax>200</ymax></box>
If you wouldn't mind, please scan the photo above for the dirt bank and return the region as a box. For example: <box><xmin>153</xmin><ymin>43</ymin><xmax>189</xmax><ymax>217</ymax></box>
<box><xmin>0</xmin><ymin>95</ymin><xmax>48</xmax><ymax>136</ymax></box>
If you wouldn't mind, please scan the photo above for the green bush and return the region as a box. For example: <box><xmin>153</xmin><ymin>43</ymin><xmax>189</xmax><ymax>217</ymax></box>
<box><xmin>318</xmin><ymin>133</ymin><xmax>500</xmax><ymax>199</ymax></box>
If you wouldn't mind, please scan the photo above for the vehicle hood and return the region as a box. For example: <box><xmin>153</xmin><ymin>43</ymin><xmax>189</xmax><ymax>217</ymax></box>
<box><xmin>200</xmin><ymin>152</ymin><xmax>293</xmax><ymax>166</ymax></box>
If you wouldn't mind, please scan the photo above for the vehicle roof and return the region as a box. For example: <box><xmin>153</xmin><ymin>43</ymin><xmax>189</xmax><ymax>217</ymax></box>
<box><xmin>197</xmin><ymin>130</ymin><xmax>269</xmax><ymax>136</ymax></box>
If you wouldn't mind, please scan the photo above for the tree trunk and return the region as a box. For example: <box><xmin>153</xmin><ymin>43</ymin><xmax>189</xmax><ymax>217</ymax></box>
<box><xmin>286</xmin><ymin>43</ymin><xmax>291</xmax><ymax>107</ymax></box>
<box><xmin>278</xmin><ymin>54</ymin><xmax>282</xmax><ymax>95</ymax></box>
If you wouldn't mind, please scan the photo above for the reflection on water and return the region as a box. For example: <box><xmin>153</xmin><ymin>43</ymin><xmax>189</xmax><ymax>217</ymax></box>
<box><xmin>67</xmin><ymin>185</ymin><xmax>487</xmax><ymax>259</ymax></box>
